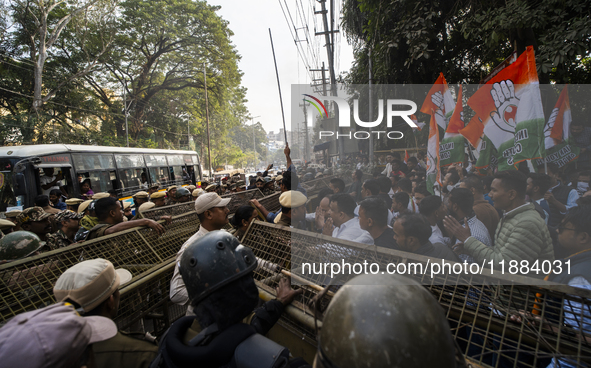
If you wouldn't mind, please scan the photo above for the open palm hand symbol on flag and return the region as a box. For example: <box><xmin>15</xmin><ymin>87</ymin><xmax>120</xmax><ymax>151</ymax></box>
<box><xmin>431</xmin><ymin>91</ymin><xmax>445</xmax><ymax>120</ymax></box>
<box><xmin>490</xmin><ymin>80</ymin><xmax>519</xmax><ymax>133</ymax></box>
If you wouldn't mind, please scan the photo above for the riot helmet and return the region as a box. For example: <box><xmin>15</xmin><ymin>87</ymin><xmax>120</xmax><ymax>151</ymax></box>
<box><xmin>315</xmin><ymin>274</ymin><xmax>457</xmax><ymax>368</ymax></box>
<box><xmin>0</xmin><ymin>231</ymin><xmax>44</xmax><ymax>261</ymax></box>
<box><xmin>179</xmin><ymin>231</ymin><xmax>257</xmax><ymax>306</ymax></box>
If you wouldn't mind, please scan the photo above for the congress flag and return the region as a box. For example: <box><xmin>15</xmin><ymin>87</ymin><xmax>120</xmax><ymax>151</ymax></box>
<box><xmin>421</xmin><ymin>73</ymin><xmax>455</xmax><ymax>130</ymax></box>
<box><xmin>467</xmin><ymin>46</ymin><xmax>545</xmax><ymax>170</ymax></box>
<box><xmin>538</xmin><ymin>85</ymin><xmax>580</xmax><ymax>168</ymax></box>
<box><xmin>440</xmin><ymin>85</ymin><xmax>466</xmax><ymax>166</ymax></box>
<box><xmin>426</xmin><ymin>114</ymin><xmax>442</xmax><ymax>194</ymax></box>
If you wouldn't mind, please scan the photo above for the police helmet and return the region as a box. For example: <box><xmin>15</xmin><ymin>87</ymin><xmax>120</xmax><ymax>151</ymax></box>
<box><xmin>315</xmin><ymin>274</ymin><xmax>457</xmax><ymax>368</ymax></box>
<box><xmin>175</xmin><ymin>187</ymin><xmax>191</xmax><ymax>198</ymax></box>
<box><xmin>0</xmin><ymin>231</ymin><xmax>44</xmax><ymax>261</ymax></box>
<box><xmin>179</xmin><ymin>231</ymin><xmax>257</xmax><ymax>306</ymax></box>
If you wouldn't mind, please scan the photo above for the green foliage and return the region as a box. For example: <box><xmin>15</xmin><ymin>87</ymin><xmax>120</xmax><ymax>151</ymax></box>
<box><xmin>0</xmin><ymin>0</ymin><xmax>253</xmax><ymax>159</ymax></box>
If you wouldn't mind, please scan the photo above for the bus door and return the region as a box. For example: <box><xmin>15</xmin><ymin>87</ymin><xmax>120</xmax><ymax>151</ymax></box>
<box><xmin>114</xmin><ymin>154</ymin><xmax>148</xmax><ymax>197</ymax></box>
<box><xmin>191</xmin><ymin>155</ymin><xmax>202</xmax><ymax>184</ymax></box>
<box><xmin>144</xmin><ymin>154</ymin><xmax>168</xmax><ymax>188</ymax></box>
<box><xmin>0</xmin><ymin>157</ymin><xmax>22</xmax><ymax>212</ymax></box>
<box><xmin>72</xmin><ymin>153</ymin><xmax>117</xmax><ymax>197</ymax></box>
<box><xmin>36</xmin><ymin>154</ymin><xmax>74</xmax><ymax>199</ymax></box>
<box><xmin>183</xmin><ymin>155</ymin><xmax>196</xmax><ymax>185</ymax></box>
<box><xmin>166</xmin><ymin>155</ymin><xmax>185</xmax><ymax>186</ymax></box>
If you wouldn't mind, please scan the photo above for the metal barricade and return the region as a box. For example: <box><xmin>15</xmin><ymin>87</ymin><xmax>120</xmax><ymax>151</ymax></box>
<box><xmin>241</xmin><ymin>220</ymin><xmax>591</xmax><ymax>368</ymax></box>
<box><xmin>221</xmin><ymin>189</ymin><xmax>264</xmax><ymax>213</ymax></box>
<box><xmin>0</xmin><ymin>212</ymin><xmax>199</xmax><ymax>324</ymax></box>
<box><xmin>141</xmin><ymin>201</ymin><xmax>196</xmax><ymax>219</ymax></box>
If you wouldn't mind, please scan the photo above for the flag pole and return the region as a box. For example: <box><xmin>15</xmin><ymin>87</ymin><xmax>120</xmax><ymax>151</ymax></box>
<box><xmin>269</xmin><ymin>29</ymin><xmax>288</xmax><ymax>144</ymax></box>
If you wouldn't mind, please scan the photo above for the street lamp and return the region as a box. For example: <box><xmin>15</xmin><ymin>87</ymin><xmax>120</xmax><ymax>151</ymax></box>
<box><xmin>251</xmin><ymin>115</ymin><xmax>261</xmax><ymax>170</ymax></box>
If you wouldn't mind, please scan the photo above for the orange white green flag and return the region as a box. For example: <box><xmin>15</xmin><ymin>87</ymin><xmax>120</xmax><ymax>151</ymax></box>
<box><xmin>426</xmin><ymin>114</ymin><xmax>442</xmax><ymax>194</ymax></box>
<box><xmin>440</xmin><ymin>85</ymin><xmax>466</xmax><ymax>166</ymax></box>
<box><xmin>537</xmin><ymin>85</ymin><xmax>579</xmax><ymax>168</ymax></box>
<box><xmin>420</xmin><ymin>73</ymin><xmax>455</xmax><ymax>130</ymax></box>
<box><xmin>467</xmin><ymin>46</ymin><xmax>545</xmax><ymax>171</ymax></box>
<box><xmin>410</xmin><ymin>114</ymin><xmax>425</xmax><ymax>131</ymax></box>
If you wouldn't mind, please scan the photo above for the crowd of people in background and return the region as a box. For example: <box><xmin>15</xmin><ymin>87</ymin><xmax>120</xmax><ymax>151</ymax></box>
<box><xmin>1</xmin><ymin>143</ymin><xmax>591</xmax><ymax>368</ymax></box>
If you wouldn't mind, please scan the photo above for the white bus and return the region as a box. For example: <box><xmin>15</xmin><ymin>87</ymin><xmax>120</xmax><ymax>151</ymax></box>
<box><xmin>0</xmin><ymin>144</ymin><xmax>202</xmax><ymax>212</ymax></box>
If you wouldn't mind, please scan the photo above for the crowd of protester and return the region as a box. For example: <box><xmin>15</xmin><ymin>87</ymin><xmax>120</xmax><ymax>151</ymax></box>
<box><xmin>1</xmin><ymin>143</ymin><xmax>591</xmax><ymax>368</ymax></box>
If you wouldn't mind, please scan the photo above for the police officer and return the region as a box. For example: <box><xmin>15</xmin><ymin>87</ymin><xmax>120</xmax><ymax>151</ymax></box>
<box><xmin>46</xmin><ymin>210</ymin><xmax>83</xmax><ymax>250</ymax></box>
<box><xmin>16</xmin><ymin>207</ymin><xmax>53</xmax><ymax>242</ymax></box>
<box><xmin>151</xmin><ymin>192</ymin><xmax>167</xmax><ymax>207</ymax></box>
<box><xmin>153</xmin><ymin>231</ymin><xmax>306</xmax><ymax>368</ymax></box>
<box><xmin>205</xmin><ymin>184</ymin><xmax>217</xmax><ymax>193</ymax></box>
<box><xmin>313</xmin><ymin>274</ymin><xmax>460</xmax><ymax>368</ymax></box>
<box><xmin>275</xmin><ymin>190</ymin><xmax>307</xmax><ymax>228</ymax></box>
<box><xmin>65</xmin><ymin>198</ymin><xmax>84</xmax><ymax>212</ymax></box>
<box><xmin>0</xmin><ymin>219</ymin><xmax>15</xmax><ymax>239</ymax></box>
<box><xmin>0</xmin><ymin>231</ymin><xmax>44</xmax><ymax>262</ymax></box>
<box><xmin>133</xmin><ymin>191</ymin><xmax>150</xmax><ymax>209</ymax></box>
<box><xmin>148</xmin><ymin>183</ymin><xmax>160</xmax><ymax>196</ymax></box>
<box><xmin>174</xmin><ymin>187</ymin><xmax>191</xmax><ymax>203</ymax></box>
<box><xmin>53</xmin><ymin>259</ymin><xmax>158</xmax><ymax>368</ymax></box>
<box><xmin>166</xmin><ymin>186</ymin><xmax>178</xmax><ymax>205</ymax></box>
<box><xmin>191</xmin><ymin>189</ymin><xmax>203</xmax><ymax>201</ymax></box>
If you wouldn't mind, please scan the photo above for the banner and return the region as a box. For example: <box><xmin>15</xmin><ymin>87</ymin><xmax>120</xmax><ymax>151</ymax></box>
<box><xmin>440</xmin><ymin>85</ymin><xmax>466</xmax><ymax>166</ymax></box>
<box><xmin>535</xmin><ymin>141</ymin><xmax>580</xmax><ymax>168</ymax></box>
<box><xmin>426</xmin><ymin>114</ymin><xmax>442</xmax><ymax>194</ymax></box>
<box><xmin>467</xmin><ymin>46</ymin><xmax>546</xmax><ymax>169</ymax></box>
<box><xmin>420</xmin><ymin>73</ymin><xmax>455</xmax><ymax>130</ymax></box>
<box><xmin>539</xmin><ymin>85</ymin><xmax>579</xmax><ymax>167</ymax></box>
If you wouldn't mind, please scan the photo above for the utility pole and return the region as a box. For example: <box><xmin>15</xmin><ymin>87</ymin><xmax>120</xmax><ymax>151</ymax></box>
<box><xmin>315</xmin><ymin>0</ymin><xmax>342</xmax><ymax>161</ymax></box>
<box><xmin>368</xmin><ymin>48</ymin><xmax>374</xmax><ymax>165</ymax></box>
<box><xmin>251</xmin><ymin>116</ymin><xmax>261</xmax><ymax>170</ymax></box>
<box><xmin>204</xmin><ymin>63</ymin><xmax>212</xmax><ymax>178</ymax></box>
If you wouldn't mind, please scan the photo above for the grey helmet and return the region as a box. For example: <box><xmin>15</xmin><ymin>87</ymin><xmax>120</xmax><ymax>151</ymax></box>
<box><xmin>315</xmin><ymin>274</ymin><xmax>457</xmax><ymax>368</ymax></box>
<box><xmin>179</xmin><ymin>231</ymin><xmax>257</xmax><ymax>306</ymax></box>
<box><xmin>0</xmin><ymin>231</ymin><xmax>44</xmax><ymax>261</ymax></box>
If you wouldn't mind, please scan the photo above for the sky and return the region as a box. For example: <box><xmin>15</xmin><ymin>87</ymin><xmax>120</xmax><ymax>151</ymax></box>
<box><xmin>209</xmin><ymin>0</ymin><xmax>355</xmax><ymax>135</ymax></box>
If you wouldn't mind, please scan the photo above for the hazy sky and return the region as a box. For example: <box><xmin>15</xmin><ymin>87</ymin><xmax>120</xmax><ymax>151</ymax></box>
<box><xmin>210</xmin><ymin>0</ymin><xmax>355</xmax><ymax>135</ymax></box>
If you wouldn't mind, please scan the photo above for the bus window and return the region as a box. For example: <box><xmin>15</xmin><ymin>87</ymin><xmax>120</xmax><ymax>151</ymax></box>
<box><xmin>73</xmin><ymin>154</ymin><xmax>115</xmax><ymax>171</ymax></box>
<box><xmin>170</xmin><ymin>166</ymin><xmax>183</xmax><ymax>184</ymax></box>
<box><xmin>77</xmin><ymin>171</ymin><xmax>114</xmax><ymax>197</ymax></box>
<box><xmin>0</xmin><ymin>171</ymin><xmax>18</xmax><ymax>211</ymax></box>
<box><xmin>118</xmin><ymin>168</ymin><xmax>148</xmax><ymax>192</ymax></box>
<box><xmin>148</xmin><ymin>167</ymin><xmax>170</xmax><ymax>187</ymax></box>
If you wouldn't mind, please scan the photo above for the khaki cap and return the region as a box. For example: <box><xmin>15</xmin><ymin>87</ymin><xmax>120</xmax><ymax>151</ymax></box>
<box><xmin>151</xmin><ymin>191</ymin><xmax>166</xmax><ymax>199</ymax></box>
<box><xmin>53</xmin><ymin>259</ymin><xmax>132</xmax><ymax>312</ymax></box>
<box><xmin>65</xmin><ymin>198</ymin><xmax>84</xmax><ymax>205</ymax></box>
<box><xmin>194</xmin><ymin>192</ymin><xmax>230</xmax><ymax>214</ymax></box>
<box><xmin>279</xmin><ymin>190</ymin><xmax>307</xmax><ymax>208</ymax></box>
<box><xmin>92</xmin><ymin>192</ymin><xmax>110</xmax><ymax>200</ymax></box>
<box><xmin>133</xmin><ymin>191</ymin><xmax>149</xmax><ymax>199</ymax></box>
<box><xmin>4</xmin><ymin>210</ymin><xmax>22</xmax><ymax>218</ymax></box>
<box><xmin>149</xmin><ymin>183</ymin><xmax>160</xmax><ymax>190</ymax></box>
<box><xmin>186</xmin><ymin>185</ymin><xmax>196</xmax><ymax>191</ymax></box>
<box><xmin>0</xmin><ymin>219</ymin><xmax>15</xmax><ymax>230</ymax></box>
<box><xmin>139</xmin><ymin>202</ymin><xmax>155</xmax><ymax>212</ymax></box>
<box><xmin>167</xmin><ymin>185</ymin><xmax>177</xmax><ymax>192</ymax></box>
<box><xmin>205</xmin><ymin>184</ymin><xmax>217</xmax><ymax>191</ymax></box>
<box><xmin>192</xmin><ymin>188</ymin><xmax>204</xmax><ymax>197</ymax></box>
<box><xmin>275</xmin><ymin>175</ymin><xmax>283</xmax><ymax>182</ymax></box>
<box><xmin>78</xmin><ymin>200</ymin><xmax>93</xmax><ymax>214</ymax></box>
<box><xmin>123</xmin><ymin>202</ymin><xmax>131</xmax><ymax>210</ymax></box>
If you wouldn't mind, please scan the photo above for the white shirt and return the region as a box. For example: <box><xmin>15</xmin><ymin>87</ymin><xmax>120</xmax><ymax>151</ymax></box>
<box><xmin>40</xmin><ymin>175</ymin><xmax>62</xmax><ymax>196</ymax></box>
<box><xmin>170</xmin><ymin>226</ymin><xmax>212</xmax><ymax>306</ymax></box>
<box><xmin>429</xmin><ymin>224</ymin><xmax>450</xmax><ymax>246</ymax></box>
<box><xmin>381</xmin><ymin>163</ymin><xmax>392</xmax><ymax>178</ymax></box>
<box><xmin>331</xmin><ymin>217</ymin><xmax>374</xmax><ymax>245</ymax></box>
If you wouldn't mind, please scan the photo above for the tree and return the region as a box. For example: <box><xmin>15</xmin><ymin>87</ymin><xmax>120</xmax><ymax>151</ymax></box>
<box><xmin>86</xmin><ymin>0</ymin><xmax>244</xmax><ymax>142</ymax></box>
<box><xmin>342</xmin><ymin>0</ymin><xmax>591</xmax><ymax>85</ymax></box>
